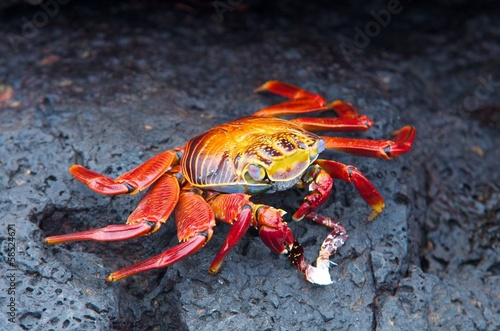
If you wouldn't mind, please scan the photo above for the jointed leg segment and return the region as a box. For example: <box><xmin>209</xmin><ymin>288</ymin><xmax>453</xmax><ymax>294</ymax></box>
<box><xmin>307</xmin><ymin>212</ymin><xmax>347</xmax><ymax>271</ymax></box>
<box><xmin>207</xmin><ymin>192</ymin><xmax>338</xmax><ymax>285</ymax></box>
<box><xmin>293</xmin><ymin>165</ymin><xmax>333</xmax><ymax>221</ymax></box>
<box><xmin>45</xmin><ymin>173</ymin><xmax>181</xmax><ymax>245</ymax></box>
<box><xmin>254</xmin><ymin>81</ymin><xmax>376</xmax><ymax>132</ymax></box>
<box><xmin>69</xmin><ymin>150</ymin><xmax>179</xmax><ymax>195</ymax></box>
<box><xmin>206</xmin><ymin>193</ymin><xmax>292</xmax><ymax>273</ymax></box>
<box><xmin>320</xmin><ymin>125</ymin><xmax>416</xmax><ymax>159</ymax></box>
<box><xmin>107</xmin><ymin>185</ymin><xmax>216</xmax><ymax>282</ymax></box>
<box><xmin>253</xmin><ymin>81</ymin><xmax>328</xmax><ymax>117</ymax></box>
<box><xmin>105</xmin><ymin>235</ymin><xmax>207</xmax><ymax>282</ymax></box>
<box><xmin>315</xmin><ymin>159</ymin><xmax>385</xmax><ymax>221</ymax></box>
<box><xmin>288</xmin><ymin>212</ymin><xmax>347</xmax><ymax>285</ymax></box>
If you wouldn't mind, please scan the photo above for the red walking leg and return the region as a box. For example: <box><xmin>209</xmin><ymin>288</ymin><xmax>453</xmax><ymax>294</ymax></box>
<box><xmin>286</xmin><ymin>213</ymin><xmax>348</xmax><ymax>286</ymax></box>
<box><xmin>207</xmin><ymin>193</ymin><xmax>254</xmax><ymax>274</ymax></box>
<box><xmin>45</xmin><ymin>173</ymin><xmax>180</xmax><ymax>244</ymax></box>
<box><xmin>289</xmin><ymin>100</ymin><xmax>374</xmax><ymax>132</ymax></box>
<box><xmin>105</xmin><ymin>236</ymin><xmax>207</xmax><ymax>282</ymax></box>
<box><xmin>306</xmin><ymin>212</ymin><xmax>348</xmax><ymax>270</ymax></box>
<box><xmin>254</xmin><ymin>81</ymin><xmax>375</xmax><ymax>133</ymax></box>
<box><xmin>69</xmin><ymin>149</ymin><xmax>179</xmax><ymax>195</ymax></box>
<box><xmin>105</xmin><ymin>186</ymin><xmax>215</xmax><ymax>282</ymax></box>
<box><xmin>206</xmin><ymin>193</ymin><xmax>293</xmax><ymax>274</ymax></box>
<box><xmin>320</xmin><ymin>125</ymin><xmax>416</xmax><ymax>159</ymax></box>
<box><xmin>253</xmin><ymin>81</ymin><xmax>328</xmax><ymax>117</ymax></box>
<box><xmin>315</xmin><ymin>159</ymin><xmax>384</xmax><ymax>221</ymax></box>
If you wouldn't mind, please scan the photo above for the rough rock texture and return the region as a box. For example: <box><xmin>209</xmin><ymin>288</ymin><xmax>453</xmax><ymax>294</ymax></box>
<box><xmin>0</xmin><ymin>1</ymin><xmax>498</xmax><ymax>330</ymax></box>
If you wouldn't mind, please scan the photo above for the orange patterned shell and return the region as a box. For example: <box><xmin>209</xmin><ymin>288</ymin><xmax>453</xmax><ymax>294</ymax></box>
<box><xmin>181</xmin><ymin>116</ymin><xmax>324</xmax><ymax>193</ymax></box>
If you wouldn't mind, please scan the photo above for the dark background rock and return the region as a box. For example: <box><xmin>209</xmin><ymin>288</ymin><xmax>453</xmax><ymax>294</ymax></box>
<box><xmin>0</xmin><ymin>0</ymin><xmax>498</xmax><ymax>330</ymax></box>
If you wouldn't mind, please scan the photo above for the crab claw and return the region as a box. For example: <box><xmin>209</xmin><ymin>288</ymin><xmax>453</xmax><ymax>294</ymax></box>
<box><xmin>256</xmin><ymin>207</ymin><xmax>294</xmax><ymax>254</ymax></box>
<box><xmin>293</xmin><ymin>167</ymin><xmax>333</xmax><ymax>221</ymax></box>
<box><xmin>305</xmin><ymin>264</ymin><xmax>333</xmax><ymax>285</ymax></box>
<box><xmin>287</xmin><ymin>213</ymin><xmax>347</xmax><ymax>285</ymax></box>
<box><xmin>287</xmin><ymin>240</ymin><xmax>334</xmax><ymax>285</ymax></box>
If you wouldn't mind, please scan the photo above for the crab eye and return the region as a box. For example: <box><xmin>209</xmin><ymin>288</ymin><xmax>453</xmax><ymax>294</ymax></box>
<box><xmin>309</xmin><ymin>139</ymin><xmax>325</xmax><ymax>161</ymax></box>
<box><xmin>246</xmin><ymin>164</ymin><xmax>266</xmax><ymax>181</ymax></box>
<box><xmin>317</xmin><ymin>139</ymin><xmax>325</xmax><ymax>154</ymax></box>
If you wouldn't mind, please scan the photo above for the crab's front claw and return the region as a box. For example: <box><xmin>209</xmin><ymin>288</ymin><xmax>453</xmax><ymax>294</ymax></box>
<box><xmin>287</xmin><ymin>241</ymin><xmax>333</xmax><ymax>285</ymax></box>
<box><xmin>305</xmin><ymin>264</ymin><xmax>333</xmax><ymax>285</ymax></box>
<box><xmin>256</xmin><ymin>206</ymin><xmax>294</xmax><ymax>254</ymax></box>
<box><xmin>293</xmin><ymin>166</ymin><xmax>333</xmax><ymax>221</ymax></box>
<box><xmin>287</xmin><ymin>213</ymin><xmax>347</xmax><ymax>285</ymax></box>
<box><xmin>253</xmin><ymin>205</ymin><xmax>336</xmax><ymax>284</ymax></box>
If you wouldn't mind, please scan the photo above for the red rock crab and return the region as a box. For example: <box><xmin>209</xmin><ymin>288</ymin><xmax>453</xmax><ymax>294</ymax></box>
<box><xmin>45</xmin><ymin>81</ymin><xmax>416</xmax><ymax>285</ymax></box>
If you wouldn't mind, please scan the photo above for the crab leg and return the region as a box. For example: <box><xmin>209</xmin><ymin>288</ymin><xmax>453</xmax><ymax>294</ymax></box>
<box><xmin>206</xmin><ymin>193</ymin><xmax>254</xmax><ymax>274</ymax></box>
<box><xmin>320</xmin><ymin>125</ymin><xmax>416</xmax><ymax>159</ymax></box>
<box><xmin>255</xmin><ymin>80</ymin><xmax>325</xmax><ymax>103</ymax></box>
<box><xmin>106</xmin><ymin>186</ymin><xmax>215</xmax><ymax>282</ymax></box>
<box><xmin>289</xmin><ymin>100</ymin><xmax>375</xmax><ymax>132</ymax></box>
<box><xmin>45</xmin><ymin>173</ymin><xmax>180</xmax><ymax>244</ymax></box>
<box><xmin>105</xmin><ymin>236</ymin><xmax>207</xmax><ymax>282</ymax></box>
<box><xmin>306</xmin><ymin>212</ymin><xmax>347</xmax><ymax>270</ymax></box>
<box><xmin>290</xmin><ymin>116</ymin><xmax>374</xmax><ymax>132</ymax></box>
<box><xmin>69</xmin><ymin>150</ymin><xmax>179</xmax><ymax>195</ymax></box>
<box><xmin>286</xmin><ymin>212</ymin><xmax>347</xmax><ymax>286</ymax></box>
<box><xmin>252</xmin><ymin>201</ymin><xmax>334</xmax><ymax>285</ymax></box>
<box><xmin>254</xmin><ymin>81</ymin><xmax>375</xmax><ymax>132</ymax></box>
<box><xmin>315</xmin><ymin>159</ymin><xmax>384</xmax><ymax>221</ymax></box>
<box><xmin>206</xmin><ymin>193</ymin><xmax>291</xmax><ymax>274</ymax></box>
<box><xmin>293</xmin><ymin>165</ymin><xmax>333</xmax><ymax>221</ymax></box>
<box><xmin>253</xmin><ymin>81</ymin><xmax>328</xmax><ymax>117</ymax></box>
<box><xmin>253</xmin><ymin>203</ymin><xmax>334</xmax><ymax>285</ymax></box>
<box><xmin>205</xmin><ymin>192</ymin><xmax>334</xmax><ymax>285</ymax></box>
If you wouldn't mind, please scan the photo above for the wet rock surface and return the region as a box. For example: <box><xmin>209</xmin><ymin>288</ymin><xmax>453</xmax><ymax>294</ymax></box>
<box><xmin>0</xmin><ymin>1</ymin><xmax>498</xmax><ymax>330</ymax></box>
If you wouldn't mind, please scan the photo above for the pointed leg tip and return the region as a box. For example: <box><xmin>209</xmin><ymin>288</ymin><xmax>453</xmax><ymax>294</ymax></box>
<box><xmin>105</xmin><ymin>274</ymin><xmax>116</xmax><ymax>283</ymax></box>
<box><xmin>68</xmin><ymin>164</ymin><xmax>90</xmax><ymax>177</ymax></box>
<box><xmin>106</xmin><ymin>270</ymin><xmax>131</xmax><ymax>282</ymax></box>
<box><xmin>253</xmin><ymin>82</ymin><xmax>269</xmax><ymax>93</ymax></box>
<box><xmin>366</xmin><ymin>199</ymin><xmax>385</xmax><ymax>222</ymax></box>
<box><xmin>44</xmin><ymin>235</ymin><xmax>74</xmax><ymax>245</ymax></box>
<box><xmin>367</xmin><ymin>207</ymin><xmax>383</xmax><ymax>222</ymax></box>
<box><xmin>391</xmin><ymin>125</ymin><xmax>416</xmax><ymax>139</ymax></box>
<box><xmin>208</xmin><ymin>261</ymin><xmax>222</xmax><ymax>275</ymax></box>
